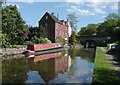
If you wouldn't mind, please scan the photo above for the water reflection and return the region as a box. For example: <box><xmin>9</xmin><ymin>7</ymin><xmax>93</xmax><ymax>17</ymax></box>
<box><xmin>2</xmin><ymin>48</ymin><xmax>95</xmax><ymax>84</ymax></box>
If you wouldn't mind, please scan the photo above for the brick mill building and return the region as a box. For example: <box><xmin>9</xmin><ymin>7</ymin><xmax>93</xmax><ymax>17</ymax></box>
<box><xmin>38</xmin><ymin>12</ymin><xmax>70</xmax><ymax>43</ymax></box>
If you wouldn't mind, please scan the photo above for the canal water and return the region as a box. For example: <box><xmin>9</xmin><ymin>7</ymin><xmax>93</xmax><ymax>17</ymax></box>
<box><xmin>2</xmin><ymin>48</ymin><xmax>95</xmax><ymax>84</ymax></box>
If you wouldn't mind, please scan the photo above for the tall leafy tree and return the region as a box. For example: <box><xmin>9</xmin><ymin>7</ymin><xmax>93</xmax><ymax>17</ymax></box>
<box><xmin>27</xmin><ymin>25</ymin><xmax>48</xmax><ymax>42</ymax></box>
<box><xmin>67</xmin><ymin>13</ymin><xmax>79</xmax><ymax>30</ymax></box>
<box><xmin>2</xmin><ymin>5</ymin><xmax>28</xmax><ymax>45</ymax></box>
<box><xmin>97</xmin><ymin>13</ymin><xmax>119</xmax><ymax>36</ymax></box>
<box><xmin>69</xmin><ymin>33</ymin><xmax>76</xmax><ymax>45</ymax></box>
<box><xmin>78</xmin><ymin>24</ymin><xmax>97</xmax><ymax>36</ymax></box>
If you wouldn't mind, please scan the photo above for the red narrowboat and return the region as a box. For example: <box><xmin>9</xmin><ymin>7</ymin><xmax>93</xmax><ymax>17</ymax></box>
<box><xmin>27</xmin><ymin>43</ymin><xmax>63</xmax><ymax>52</ymax></box>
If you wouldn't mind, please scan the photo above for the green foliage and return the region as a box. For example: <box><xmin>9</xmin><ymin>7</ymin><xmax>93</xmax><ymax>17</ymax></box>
<box><xmin>97</xmin><ymin>13</ymin><xmax>119</xmax><ymax>36</ymax></box>
<box><xmin>37</xmin><ymin>37</ymin><xmax>50</xmax><ymax>44</ymax></box>
<box><xmin>78</xmin><ymin>24</ymin><xmax>97</xmax><ymax>36</ymax></box>
<box><xmin>105</xmin><ymin>13</ymin><xmax>119</xmax><ymax>21</ymax></box>
<box><xmin>3</xmin><ymin>53</ymin><xmax>8</xmax><ymax>58</ymax></box>
<box><xmin>2</xmin><ymin>5</ymin><xmax>28</xmax><ymax>46</ymax></box>
<box><xmin>28</xmin><ymin>25</ymin><xmax>48</xmax><ymax>42</ymax></box>
<box><xmin>56</xmin><ymin>36</ymin><xmax>66</xmax><ymax>45</ymax></box>
<box><xmin>69</xmin><ymin>33</ymin><xmax>76</xmax><ymax>45</ymax></box>
<box><xmin>2</xmin><ymin>33</ymin><xmax>10</xmax><ymax>48</ymax></box>
<box><xmin>24</xmin><ymin>41</ymin><xmax>33</xmax><ymax>45</ymax></box>
<box><xmin>67</xmin><ymin>13</ymin><xmax>79</xmax><ymax>30</ymax></box>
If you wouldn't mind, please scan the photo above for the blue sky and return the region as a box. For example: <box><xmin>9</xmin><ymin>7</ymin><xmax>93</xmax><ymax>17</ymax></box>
<box><xmin>4</xmin><ymin>0</ymin><xmax>119</xmax><ymax>32</ymax></box>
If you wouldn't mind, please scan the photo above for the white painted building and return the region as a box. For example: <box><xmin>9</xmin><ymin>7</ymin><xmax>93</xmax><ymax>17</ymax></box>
<box><xmin>68</xmin><ymin>21</ymin><xmax>72</xmax><ymax>37</ymax></box>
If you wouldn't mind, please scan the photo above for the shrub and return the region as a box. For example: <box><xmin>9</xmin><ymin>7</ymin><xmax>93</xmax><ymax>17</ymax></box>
<box><xmin>24</xmin><ymin>41</ymin><xmax>33</xmax><ymax>45</ymax></box>
<box><xmin>37</xmin><ymin>37</ymin><xmax>51</xmax><ymax>44</ymax></box>
<box><xmin>56</xmin><ymin>36</ymin><xmax>66</xmax><ymax>45</ymax></box>
<box><xmin>69</xmin><ymin>33</ymin><xmax>76</xmax><ymax>45</ymax></box>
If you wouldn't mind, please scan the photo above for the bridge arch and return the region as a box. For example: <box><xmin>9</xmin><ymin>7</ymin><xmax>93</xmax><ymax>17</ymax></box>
<box><xmin>84</xmin><ymin>40</ymin><xmax>96</xmax><ymax>48</ymax></box>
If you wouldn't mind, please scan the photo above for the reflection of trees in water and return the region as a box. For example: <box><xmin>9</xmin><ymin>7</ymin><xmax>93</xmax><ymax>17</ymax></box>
<box><xmin>27</xmin><ymin>58</ymin><xmax>57</xmax><ymax>83</ymax></box>
<box><xmin>69</xmin><ymin>48</ymin><xmax>76</xmax><ymax>60</ymax></box>
<box><xmin>2</xmin><ymin>58</ymin><xmax>28</xmax><ymax>83</ymax></box>
<box><xmin>70</xmin><ymin>48</ymin><xmax>95</xmax><ymax>63</ymax></box>
<box><xmin>67</xmin><ymin>48</ymin><xmax>95</xmax><ymax>77</ymax></box>
<box><xmin>2</xmin><ymin>48</ymin><xmax>95</xmax><ymax>84</ymax></box>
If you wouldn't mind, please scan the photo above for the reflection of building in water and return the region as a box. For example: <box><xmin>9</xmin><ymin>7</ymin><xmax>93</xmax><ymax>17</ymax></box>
<box><xmin>55</xmin><ymin>53</ymin><xmax>69</xmax><ymax>74</ymax></box>
<box><xmin>68</xmin><ymin>56</ymin><xmax>71</xmax><ymax>71</ymax></box>
<box><xmin>27</xmin><ymin>51</ymin><xmax>70</xmax><ymax>83</ymax></box>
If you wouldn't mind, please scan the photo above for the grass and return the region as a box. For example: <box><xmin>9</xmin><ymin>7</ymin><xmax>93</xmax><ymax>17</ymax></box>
<box><xmin>92</xmin><ymin>47</ymin><xmax>120</xmax><ymax>85</ymax></box>
<box><xmin>103</xmin><ymin>46</ymin><xmax>108</xmax><ymax>50</ymax></box>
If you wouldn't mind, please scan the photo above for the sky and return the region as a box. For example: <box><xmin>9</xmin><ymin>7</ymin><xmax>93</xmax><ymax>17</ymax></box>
<box><xmin>3</xmin><ymin>0</ymin><xmax>120</xmax><ymax>32</ymax></box>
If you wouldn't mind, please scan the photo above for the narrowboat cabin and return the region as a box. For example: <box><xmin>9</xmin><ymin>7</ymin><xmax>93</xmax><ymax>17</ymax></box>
<box><xmin>27</xmin><ymin>43</ymin><xmax>63</xmax><ymax>52</ymax></box>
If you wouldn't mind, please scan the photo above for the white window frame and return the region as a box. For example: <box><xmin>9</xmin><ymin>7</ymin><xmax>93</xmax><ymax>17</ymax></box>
<box><xmin>46</xmin><ymin>16</ymin><xmax>48</xmax><ymax>19</ymax></box>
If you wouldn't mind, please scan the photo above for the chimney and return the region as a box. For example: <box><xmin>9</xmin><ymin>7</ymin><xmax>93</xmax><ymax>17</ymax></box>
<box><xmin>51</xmin><ymin>12</ymin><xmax>55</xmax><ymax>16</ymax></box>
<box><xmin>67</xmin><ymin>19</ymin><xmax>69</xmax><ymax>22</ymax></box>
<box><xmin>57</xmin><ymin>13</ymin><xmax>59</xmax><ymax>19</ymax></box>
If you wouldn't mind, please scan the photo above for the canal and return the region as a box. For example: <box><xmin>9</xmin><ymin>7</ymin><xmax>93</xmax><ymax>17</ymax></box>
<box><xmin>2</xmin><ymin>48</ymin><xmax>96</xmax><ymax>84</ymax></box>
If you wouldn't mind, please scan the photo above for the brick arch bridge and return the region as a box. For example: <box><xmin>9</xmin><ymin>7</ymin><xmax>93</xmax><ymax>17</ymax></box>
<box><xmin>76</xmin><ymin>35</ymin><xmax>114</xmax><ymax>48</ymax></box>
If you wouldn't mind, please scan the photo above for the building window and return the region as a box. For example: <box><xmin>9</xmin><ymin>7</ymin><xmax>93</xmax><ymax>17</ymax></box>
<box><xmin>66</xmin><ymin>27</ymin><xmax>67</xmax><ymax>31</ymax></box>
<box><xmin>60</xmin><ymin>60</ymin><xmax>61</xmax><ymax>64</ymax></box>
<box><xmin>46</xmin><ymin>16</ymin><xmax>48</xmax><ymax>19</ymax></box>
<box><xmin>56</xmin><ymin>30</ymin><xmax>58</xmax><ymax>35</ymax></box>
<box><xmin>66</xmin><ymin>32</ymin><xmax>67</xmax><ymax>36</ymax></box>
<box><xmin>45</xmin><ymin>23</ymin><xmax>48</xmax><ymax>28</ymax></box>
<box><xmin>56</xmin><ymin>61</ymin><xmax>58</xmax><ymax>66</ymax></box>
<box><xmin>60</xmin><ymin>31</ymin><xmax>62</xmax><ymax>35</ymax></box>
<box><xmin>63</xmin><ymin>31</ymin><xmax>65</xmax><ymax>36</ymax></box>
<box><xmin>60</xmin><ymin>25</ymin><xmax>62</xmax><ymax>29</ymax></box>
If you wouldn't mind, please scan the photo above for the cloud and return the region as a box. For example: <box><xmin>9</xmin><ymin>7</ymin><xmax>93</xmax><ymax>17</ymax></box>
<box><xmin>110</xmin><ymin>2</ymin><xmax>118</xmax><ymax>10</ymax></box>
<box><xmin>102</xmin><ymin>15</ymin><xmax>107</xmax><ymax>18</ymax></box>
<box><xmin>94</xmin><ymin>8</ymin><xmax>106</xmax><ymax>14</ymax></box>
<box><xmin>67</xmin><ymin>5</ymin><xmax>95</xmax><ymax>15</ymax></box>
<box><xmin>6</xmin><ymin>3</ymin><xmax>20</xmax><ymax>9</ymax></box>
<box><xmin>7</xmin><ymin>0</ymin><xmax>120</xmax><ymax>2</ymax></box>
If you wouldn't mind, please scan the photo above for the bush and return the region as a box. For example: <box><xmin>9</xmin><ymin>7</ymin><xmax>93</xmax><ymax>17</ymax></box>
<box><xmin>37</xmin><ymin>37</ymin><xmax>51</xmax><ymax>44</ymax></box>
<box><xmin>69</xmin><ymin>33</ymin><xmax>76</xmax><ymax>45</ymax></box>
<box><xmin>24</xmin><ymin>41</ymin><xmax>33</xmax><ymax>45</ymax></box>
<box><xmin>56</xmin><ymin>36</ymin><xmax>66</xmax><ymax>45</ymax></box>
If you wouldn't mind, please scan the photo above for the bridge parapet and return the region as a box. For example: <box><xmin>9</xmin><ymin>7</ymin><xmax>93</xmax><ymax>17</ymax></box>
<box><xmin>76</xmin><ymin>35</ymin><xmax>113</xmax><ymax>48</ymax></box>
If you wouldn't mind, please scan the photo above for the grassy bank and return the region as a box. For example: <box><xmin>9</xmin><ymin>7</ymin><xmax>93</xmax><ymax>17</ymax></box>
<box><xmin>92</xmin><ymin>47</ymin><xmax>120</xmax><ymax>85</ymax></box>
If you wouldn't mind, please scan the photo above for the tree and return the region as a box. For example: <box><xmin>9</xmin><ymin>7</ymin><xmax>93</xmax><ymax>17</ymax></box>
<box><xmin>67</xmin><ymin>13</ymin><xmax>79</xmax><ymax>30</ymax></box>
<box><xmin>78</xmin><ymin>24</ymin><xmax>97</xmax><ymax>36</ymax></box>
<box><xmin>105</xmin><ymin>13</ymin><xmax>119</xmax><ymax>21</ymax></box>
<box><xmin>78</xmin><ymin>27</ymin><xmax>87</xmax><ymax>36</ymax></box>
<box><xmin>69</xmin><ymin>33</ymin><xmax>76</xmax><ymax>45</ymax></box>
<box><xmin>97</xmin><ymin>13</ymin><xmax>119</xmax><ymax>36</ymax></box>
<box><xmin>2</xmin><ymin>5</ymin><xmax>28</xmax><ymax>46</ymax></box>
<box><xmin>28</xmin><ymin>25</ymin><xmax>48</xmax><ymax>42</ymax></box>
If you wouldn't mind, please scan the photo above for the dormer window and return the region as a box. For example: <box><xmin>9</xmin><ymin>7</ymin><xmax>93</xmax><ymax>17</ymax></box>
<box><xmin>46</xmin><ymin>16</ymin><xmax>48</xmax><ymax>19</ymax></box>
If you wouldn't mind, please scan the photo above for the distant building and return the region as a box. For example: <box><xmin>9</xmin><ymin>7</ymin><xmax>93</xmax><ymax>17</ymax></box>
<box><xmin>38</xmin><ymin>12</ymin><xmax>70</xmax><ymax>43</ymax></box>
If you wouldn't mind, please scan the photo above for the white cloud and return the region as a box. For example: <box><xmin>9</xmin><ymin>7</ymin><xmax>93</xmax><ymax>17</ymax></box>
<box><xmin>102</xmin><ymin>15</ymin><xmax>107</xmax><ymax>18</ymax></box>
<box><xmin>110</xmin><ymin>2</ymin><xmax>118</xmax><ymax>10</ymax></box>
<box><xmin>67</xmin><ymin>5</ymin><xmax>95</xmax><ymax>15</ymax></box>
<box><xmin>6</xmin><ymin>3</ymin><xmax>20</xmax><ymax>9</ymax></box>
<box><xmin>7</xmin><ymin>0</ymin><xmax>120</xmax><ymax>2</ymax></box>
<box><xmin>94</xmin><ymin>8</ymin><xmax>106</xmax><ymax>14</ymax></box>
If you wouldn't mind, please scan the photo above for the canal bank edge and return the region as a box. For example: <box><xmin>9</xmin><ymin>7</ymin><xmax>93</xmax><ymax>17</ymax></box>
<box><xmin>92</xmin><ymin>47</ymin><xmax>120</xmax><ymax>84</ymax></box>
